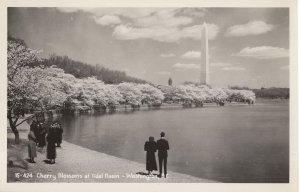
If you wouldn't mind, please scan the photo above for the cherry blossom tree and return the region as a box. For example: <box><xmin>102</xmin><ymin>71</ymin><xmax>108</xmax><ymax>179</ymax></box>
<box><xmin>7</xmin><ymin>40</ymin><xmax>42</xmax><ymax>143</ymax></box>
<box><xmin>117</xmin><ymin>83</ymin><xmax>143</xmax><ymax>107</ymax></box>
<box><xmin>137</xmin><ymin>84</ymin><xmax>164</xmax><ymax>106</ymax></box>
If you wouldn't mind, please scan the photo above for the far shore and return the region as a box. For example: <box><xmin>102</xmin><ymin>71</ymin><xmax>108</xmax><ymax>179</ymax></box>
<box><xmin>23</xmin><ymin>98</ymin><xmax>287</xmax><ymax>117</ymax></box>
<box><xmin>61</xmin><ymin>100</ymin><xmax>258</xmax><ymax>114</ymax></box>
<box><xmin>7</xmin><ymin>121</ymin><xmax>216</xmax><ymax>183</ymax></box>
<box><xmin>113</xmin><ymin>98</ymin><xmax>288</xmax><ymax>112</ymax></box>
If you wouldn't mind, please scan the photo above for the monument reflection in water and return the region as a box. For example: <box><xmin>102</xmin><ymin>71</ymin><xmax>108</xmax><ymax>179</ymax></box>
<box><xmin>58</xmin><ymin>100</ymin><xmax>289</xmax><ymax>183</ymax></box>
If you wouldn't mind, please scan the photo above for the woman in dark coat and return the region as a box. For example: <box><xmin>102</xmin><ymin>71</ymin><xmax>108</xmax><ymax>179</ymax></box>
<box><xmin>28</xmin><ymin>130</ymin><xmax>37</xmax><ymax>163</ymax></box>
<box><xmin>144</xmin><ymin>136</ymin><xmax>157</xmax><ymax>175</ymax></box>
<box><xmin>46</xmin><ymin>123</ymin><xmax>57</xmax><ymax>164</ymax></box>
<box><xmin>30</xmin><ymin>120</ymin><xmax>39</xmax><ymax>145</ymax></box>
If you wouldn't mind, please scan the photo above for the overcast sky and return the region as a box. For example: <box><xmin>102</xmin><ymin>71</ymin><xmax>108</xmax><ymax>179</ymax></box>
<box><xmin>8</xmin><ymin>8</ymin><xmax>289</xmax><ymax>88</ymax></box>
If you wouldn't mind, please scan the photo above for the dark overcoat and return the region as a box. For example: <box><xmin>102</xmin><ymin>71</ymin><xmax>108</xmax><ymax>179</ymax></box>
<box><xmin>37</xmin><ymin>123</ymin><xmax>46</xmax><ymax>147</ymax></box>
<box><xmin>157</xmin><ymin>138</ymin><xmax>169</xmax><ymax>157</ymax></box>
<box><xmin>55</xmin><ymin>125</ymin><xmax>63</xmax><ymax>144</ymax></box>
<box><xmin>28</xmin><ymin>131</ymin><xmax>37</xmax><ymax>158</ymax></box>
<box><xmin>46</xmin><ymin>130</ymin><xmax>56</xmax><ymax>159</ymax></box>
<box><xmin>144</xmin><ymin>141</ymin><xmax>158</xmax><ymax>171</ymax></box>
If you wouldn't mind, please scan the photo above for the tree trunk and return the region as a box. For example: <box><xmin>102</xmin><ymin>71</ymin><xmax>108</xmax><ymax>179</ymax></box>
<box><xmin>8</xmin><ymin>110</ymin><xmax>20</xmax><ymax>144</ymax></box>
<box><xmin>11</xmin><ymin>125</ymin><xmax>20</xmax><ymax>144</ymax></box>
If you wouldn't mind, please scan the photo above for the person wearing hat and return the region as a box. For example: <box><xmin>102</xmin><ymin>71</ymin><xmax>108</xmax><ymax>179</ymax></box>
<box><xmin>157</xmin><ymin>132</ymin><xmax>169</xmax><ymax>178</ymax></box>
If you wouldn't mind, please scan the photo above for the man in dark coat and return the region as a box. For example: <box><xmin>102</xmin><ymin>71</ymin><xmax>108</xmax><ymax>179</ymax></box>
<box><xmin>54</xmin><ymin>121</ymin><xmax>63</xmax><ymax>147</ymax></box>
<box><xmin>47</xmin><ymin>123</ymin><xmax>57</xmax><ymax>164</ymax></box>
<box><xmin>37</xmin><ymin>122</ymin><xmax>46</xmax><ymax>148</ymax></box>
<box><xmin>157</xmin><ymin>132</ymin><xmax>169</xmax><ymax>178</ymax></box>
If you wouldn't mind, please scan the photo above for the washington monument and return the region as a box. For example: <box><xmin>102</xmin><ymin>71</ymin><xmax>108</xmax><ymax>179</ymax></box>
<box><xmin>200</xmin><ymin>23</ymin><xmax>210</xmax><ymax>85</ymax></box>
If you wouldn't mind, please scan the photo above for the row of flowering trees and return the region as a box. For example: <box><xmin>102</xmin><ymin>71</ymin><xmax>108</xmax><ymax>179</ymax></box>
<box><xmin>8</xmin><ymin>39</ymin><xmax>255</xmax><ymax>143</ymax></box>
<box><xmin>19</xmin><ymin>67</ymin><xmax>255</xmax><ymax>110</ymax></box>
<box><xmin>158</xmin><ymin>84</ymin><xmax>255</xmax><ymax>105</ymax></box>
<box><xmin>38</xmin><ymin>73</ymin><xmax>256</xmax><ymax>110</ymax></box>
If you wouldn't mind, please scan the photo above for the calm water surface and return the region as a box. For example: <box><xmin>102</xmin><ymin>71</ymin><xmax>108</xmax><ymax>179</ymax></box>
<box><xmin>58</xmin><ymin>100</ymin><xmax>289</xmax><ymax>183</ymax></box>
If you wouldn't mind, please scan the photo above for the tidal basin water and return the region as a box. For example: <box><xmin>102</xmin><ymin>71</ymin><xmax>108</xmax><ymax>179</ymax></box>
<box><xmin>59</xmin><ymin>100</ymin><xmax>289</xmax><ymax>183</ymax></box>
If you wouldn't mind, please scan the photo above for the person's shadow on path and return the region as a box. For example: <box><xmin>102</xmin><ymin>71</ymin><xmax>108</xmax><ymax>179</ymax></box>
<box><xmin>43</xmin><ymin>160</ymin><xmax>52</xmax><ymax>164</ymax></box>
<box><xmin>136</xmin><ymin>172</ymin><xmax>159</xmax><ymax>176</ymax></box>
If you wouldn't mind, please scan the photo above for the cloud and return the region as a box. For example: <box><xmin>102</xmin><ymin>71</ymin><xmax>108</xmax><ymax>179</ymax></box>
<box><xmin>181</xmin><ymin>24</ymin><xmax>219</xmax><ymax>40</ymax></box>
<box><xmin>57</xmin><ymin>8</ymin><xmax>161</xmax><ymax>27</ymax></box>
<box><xmin>210</xmin><ymin>62</ymin><xmax>246</xmax><ymax>71</ymax></box>
<box><xmin>112</xmin><ymin>25</ymin><xmax>180</xmax><ymax>42</ymax></box>
<box><xmin>225</xmin><ymin>21</ymin><xmax>275</xmax><ymax>37</ymax></box>
<box><xmin>57</xmin><ymin>8</ymin><xmax>205</xmax><ymax>25</ymax></box>
<box><xmin>172</xmin><ymin>63</ymin><xmax>200</xmax><ymax>70</ymax></box>
<box><xmin>56</xmin><ymin>8</ymin><xmax>219</xmax><ymax>43</ymax></box>
<box><xmin>156</xmin><ymin>71</ymin><xmax>171</xmax><ymax>75</ymax></box>
<box><xmin>57</xmin><ymin>8</ymin><xmax>192</xmax><ymax>28</ymax></box>
<box><xmin>180</xmin><ymin>8</ymin><xmax>207</xmax><ymax>17</ymax></box>
<box><xmin>113</xmin><ymin>23</ymin><xmax>219</xmax><ymax>42</ymax></box>
<box><xmin>93</xmin><ymin>15</ymin><xmax>121</xmax><ymax>26</ymax></box>
<box><xmin>160</xmin><ymin>53</ymin><xmax>175</xmax><ymax>58</ymax></box>
<box><xmin>210</xmin><ymin>62</ymin><xmax>231</xmax><ymax>67</ymax></box>
<box><xmin>280</xmin><ymin>65</ymin><xmax>289</xmax><ymax>70</ymax></box>
<box><xmin>221</xmin><ymin>67</ymin><xmax>246</xmax><ymax>71</ymax></box>
<box><xmin>57</xmin><ymin>8</ymin><xmax>82</xmax><ymax>13</ymax></box>
<box><xmin>134</xmin><ymin>9</ymin><xmax>193</xmax><ymax>28</ymax></box>
<box><xmin>57</xmin><ymin>8</ymin><xmax>160</xmax><ymax>19</ymax></box>
<box><xmin>252</xmin><ymin>76</ymin><xmax>262</xmax><ymax>81</ymax></box>
<box><xmin>181</xmin><ymin>51</ymin><xmax>201</xmax><ymax>59</ymax></box>
<box><xmin>233</xmin><ymin>46</ymin><xmax>289</xmax><ymax>59</ymax></box>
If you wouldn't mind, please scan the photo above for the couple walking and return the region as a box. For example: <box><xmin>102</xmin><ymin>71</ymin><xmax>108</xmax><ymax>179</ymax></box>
<box><xmin>144</xmin><ymin>132</ymin><xmax>169</xmax><ymax>178</ymax></box>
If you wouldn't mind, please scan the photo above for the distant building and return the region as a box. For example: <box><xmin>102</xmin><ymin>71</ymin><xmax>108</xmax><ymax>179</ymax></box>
<box><xmin>168</xmin><ymin>77</ymin><xmax>173</xmax><ymax>86</ymax></box>
<box><xmin>200</xmin><ymin>23</ymin><xmax>210</xmax><ymax>85</ymax></box>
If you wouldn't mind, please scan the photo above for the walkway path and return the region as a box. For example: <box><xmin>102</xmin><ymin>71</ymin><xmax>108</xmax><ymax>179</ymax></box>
<box><xmin>7</xmin><ymin>121</ymin><xmax>215</xmax><ymax>183</ymax></box>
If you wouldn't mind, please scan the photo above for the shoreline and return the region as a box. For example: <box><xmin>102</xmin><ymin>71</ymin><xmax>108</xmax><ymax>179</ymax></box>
<box><xmin>64</xmin><ymin>102</ymin><xmax>256</xmax><ymax>114</ymax></box>
<box><xmin>7</xmin><ymin>123</ymin><xmax>216</xmax><ymax>183</ymax></box>
<box><xmin>58</xmin><ymin>99</ymin><xmax>289</xmax><ymax>114</ymax></box>
<box><xmin>26</xmin><ymin>99</ymin><xmax>286</xmax><ymax>118</ymax></box>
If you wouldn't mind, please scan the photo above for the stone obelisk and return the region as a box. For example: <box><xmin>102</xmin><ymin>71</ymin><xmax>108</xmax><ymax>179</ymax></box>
<box><xmin>200</xmin><ymin>23</ymin><xmax>210</xmax><ymax>85</ymax></box>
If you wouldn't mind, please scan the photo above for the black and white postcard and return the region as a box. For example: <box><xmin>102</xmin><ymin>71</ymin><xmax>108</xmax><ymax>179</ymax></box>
<box><xmin>1</xmin><ymin>0</ymin><xmax>298</xmax><ymax>192</ymax></box>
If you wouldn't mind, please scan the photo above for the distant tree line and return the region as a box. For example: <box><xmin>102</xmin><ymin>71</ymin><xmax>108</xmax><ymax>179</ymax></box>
<box><xmin>7</xmin><ymin>34</ymin><xmax>148</xmax><ymax>85</ymax></box>
<box><xmin>252</xmin><ymin>88</ymin><xmax>289</xmax><ymax>99</ymax></box>
<box><xmin>8</xmin><ymin>35</ymin><xmax>27</xmax><ymax>46</ymax></box>
<box><xmin>29</xmin><ymin>55</ymin><xmax>148</xmax><ymax>84</ymax></box>
<box><xmin>229</xmin><ymin>86</ymin><xmax>289</xmax><ymax>99</ymax></box>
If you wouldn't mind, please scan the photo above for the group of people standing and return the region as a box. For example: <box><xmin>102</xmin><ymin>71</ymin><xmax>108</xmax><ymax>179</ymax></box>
<box><xmin>28</xmin><ymin>120</ymin><xmax>169</xmax><ymax>177</ymax></box>
<box><xmin>27</xmin><ymin>120</ymin><xmax>63</xmax><ymax>164</ymax></box>
<box><xmin>144</xmin><ymin>132</ymin><xmax>169</xmax><ymax>178</ymax></box>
